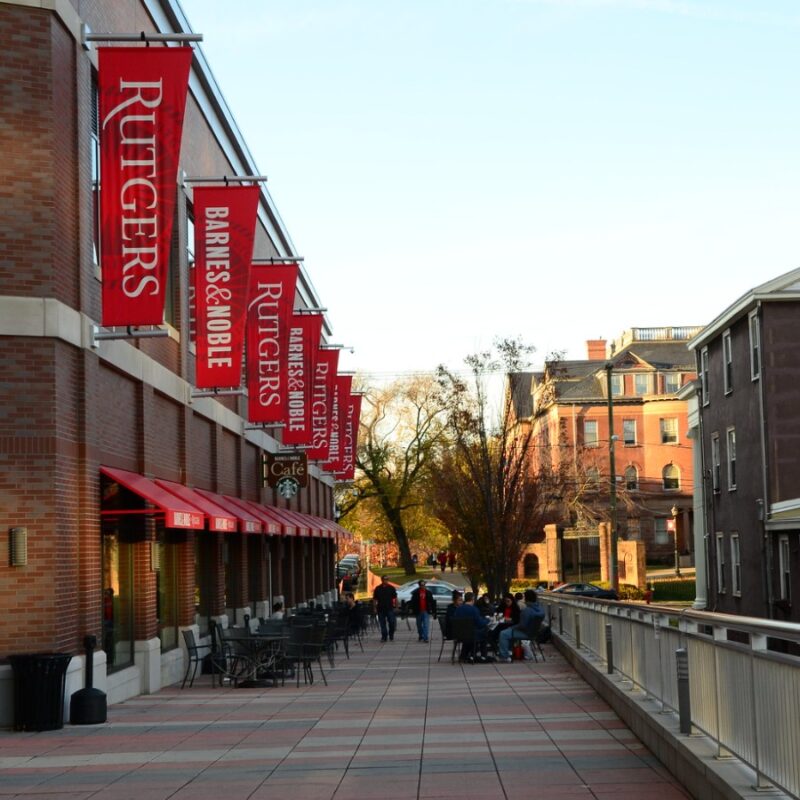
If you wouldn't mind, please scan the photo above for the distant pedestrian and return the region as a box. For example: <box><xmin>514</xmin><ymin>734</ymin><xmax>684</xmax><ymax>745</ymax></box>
<box><xmin>341</xmin><ymin>573</ymin><xmax>353</xmax><ymax>594</ymax></box>
<box><xmin>372</xmin><ymin>575</ymin><xmax>398</xmax><ymax>642</ymax></box>
<box><xmin>412</xmin><ymin>553</ymin><xmax>419</xmax><ymax>565</ymax></box>
<box><xmin>447</xmin><ymin>551</ymin><xmax>456</xmax><ymax>572</ymax></box>
<box><xmin>409</xmin><ymin>579</ymin><xmax>437</xmax><ymax>643</ymax></box>
<box><xmin>438</xmin><ymin>551</ymin><xmax>447</xmax><ymax>573</ymax></box>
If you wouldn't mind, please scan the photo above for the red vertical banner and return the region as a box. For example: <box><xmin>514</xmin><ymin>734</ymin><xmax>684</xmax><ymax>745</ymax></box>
<box><xmin>324</xmin><ymin>374</ymin><xmax>353</xmax><ymax>474</ymax></box>
<box><xmin>193</xmin><ymin>185</ymin><xmax>259</xmax><ymax>388</ymax></box>
<box><xmin>336</xmin><ymin>393</ymin><xmax>362</xmax><ymax>481</ymax></box>
<box><xmin>307</xmin><ymin>348</ymin><xmax>339</xmax><ymax>462</ymax></box>
<box><xmin>246</xmin><ymin>264</ymin><xmax>298</xmax><ymax>423</ymax></box>
<box><xmin>98</xmin><ymin>47</ymin><xmax>193</xmax><ymax>326</ymax></box>
<box><xmin>283</xmin><ymin>314</ymin><xmax>324</xmax><ymax>447</ymax></box>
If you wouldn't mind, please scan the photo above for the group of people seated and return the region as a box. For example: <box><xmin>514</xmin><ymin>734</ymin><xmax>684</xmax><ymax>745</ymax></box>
<box><xmin>445</xmin><ymin>588</ymin><xmax>545</xmax><ymax>663</ymax></box>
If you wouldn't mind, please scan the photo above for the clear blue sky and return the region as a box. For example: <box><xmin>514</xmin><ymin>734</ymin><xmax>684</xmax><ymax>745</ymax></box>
<box><xmin>182</xmin><ymin>0</ymin><xmax>800</xmax><ymax>377</ymax></box>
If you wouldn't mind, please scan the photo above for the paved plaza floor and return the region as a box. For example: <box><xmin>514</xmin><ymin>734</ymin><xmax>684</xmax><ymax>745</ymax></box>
<box><xmin>0</xmin><ymin>621</ymin><xmax>690</xmax><ymax>800</ymax></box>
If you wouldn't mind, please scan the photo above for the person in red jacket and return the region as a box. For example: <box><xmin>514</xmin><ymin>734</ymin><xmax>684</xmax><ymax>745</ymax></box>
<box><xmin>409</xmin><ymin>580</ymin><xmax>437</xmax><ymax>643</ymax></box>
<box><xmin>438</xmin><ymin>551</ymin><xmax>447</xmax><ymax>573</ymax></box>
<box><xmin>447</xmin><ymin>551</ymin><xmax>456</xmax><ymax>572</ymax></box>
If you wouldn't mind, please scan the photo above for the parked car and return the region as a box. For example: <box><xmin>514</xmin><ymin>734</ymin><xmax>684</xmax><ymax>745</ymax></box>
<box><xmin>550</xmin><ymin>582</ymin><xmax>618</xmax><ymax>600</ymax></box>
<box><xmin>396</xmin><ymin>580</ymin><xmax>459</xmax><ymax>612</ymax></box>
<box><xmin>337</xmin><ymin>554</ymin><xmax>361</xmax><ymax>580</ymax></box>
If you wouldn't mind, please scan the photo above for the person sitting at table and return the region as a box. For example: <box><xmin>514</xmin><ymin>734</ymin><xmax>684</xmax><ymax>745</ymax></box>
<box><xmin>498</xmin><ymin>589</ymin><xmax>545</xmax><ymax>663</ymax></box>
<box><xmin>488</xmin><ymin>593</ymin><xmax>520</xmax><ymax>649</ymax></box>
<box><xmin>444</xmin><ymin>590</ymin><xmax>463</xmax><ymax>638</ymax></box>
<box><xmin>339</xmin><ymin>592</ymin><xmax>362</xmax><ymax>635</ymax></box>
<box><xmin>475</xmin><ymin>593</ymin><xmax>493</xmax><ymax>617</ymax></box>
<box><xmin>271</xmin><ymin>602</ymin><xmax>285</xmax><ymax>620</ymax></box>
<box><xmin>453</xmin><ymin>592</ymin><xmax>491</xmax><ymax>663</ymax></box>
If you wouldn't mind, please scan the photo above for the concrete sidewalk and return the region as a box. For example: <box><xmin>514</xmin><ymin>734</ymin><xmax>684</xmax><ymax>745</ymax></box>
<box><xmin>0</xmin><ymin>622</ymin><xmax>690</xmax><ymax>800</ymax></box>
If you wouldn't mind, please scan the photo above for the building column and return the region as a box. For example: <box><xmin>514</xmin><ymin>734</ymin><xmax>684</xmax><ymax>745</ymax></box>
<box><xmin>687</xmin><ymin>422</ymin><xmax>707</xmax><ymax>609</ymax></box>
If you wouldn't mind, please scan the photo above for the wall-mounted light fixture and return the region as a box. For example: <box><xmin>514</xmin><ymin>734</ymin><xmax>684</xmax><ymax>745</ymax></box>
<box><xmin>9</xmin><ymin>527</ymin><xmax>28</xmax><ymax>566</ymax></box>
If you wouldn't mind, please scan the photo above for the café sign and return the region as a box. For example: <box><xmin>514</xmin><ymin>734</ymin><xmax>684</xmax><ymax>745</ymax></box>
<box><xmin>262</xmin><ymin>451</ymin><xmax>308</xmax><ymax>489</ymax></box>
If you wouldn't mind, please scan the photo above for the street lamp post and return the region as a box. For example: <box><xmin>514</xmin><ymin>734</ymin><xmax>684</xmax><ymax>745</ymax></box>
<box><xmin>605</xmin><ymin>362</ymin><xmax>618</xmax><ymax>591</ymax></box>
<box><xmin>671</xmin><ymin>505</ymin><xmax>681</xmax><ymax>576</ymax></box>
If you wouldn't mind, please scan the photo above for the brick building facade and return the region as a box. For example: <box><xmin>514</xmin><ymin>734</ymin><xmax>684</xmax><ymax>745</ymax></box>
<box><xmin>0</xmin><ymin>0</ymin><xmax>350</xmax><ymax>723</ymax></box>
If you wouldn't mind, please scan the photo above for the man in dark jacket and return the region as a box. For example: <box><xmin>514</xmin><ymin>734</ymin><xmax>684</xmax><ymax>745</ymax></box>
<box><xmin>453</xmin><ymin>591</ymin><xmax>490</xmax><ymax>662</ymax></box>
<box><xmin>372</xmin><ymin>575</ymin><xmax>398</xmax><ymax>642</ymax></box>
<box><xmin>409</xmin><ymin>580</ymin><xmax>436</xmax><ymax>643</ymax></box>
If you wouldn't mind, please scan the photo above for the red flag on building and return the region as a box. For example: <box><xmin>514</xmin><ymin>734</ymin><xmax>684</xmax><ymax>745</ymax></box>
<box><xmin>193</xmin><ymin>185</ymin><xmax>259</xmax><ymax>389</ymax></box>
<box><xmin>283</xmin><ymin>314</ymin><xmax>324</xmax><ymax>447</ymax></box>
<box><xmin>98</xmin><ymin>47</ymin><xmax>193</xmax><ymax>326</ymax></box>
<box><xmin>246</xmin><ymin>264</ymin><xmax>298</xmax><ymax>424</ymax></box>
<box><xmin>335</xmin><ymin>393</ymin><xmax>362</xmax><ymax>481</ymax></box>
<box><xmin>307</xmin><ymin>348</ymin><xmax>339</xmax><ymax>462</ymax></box>
<box><xmin>324</xmin><ymin>374</ymin><xmax>353</xmax><ymax>474</ymax></box>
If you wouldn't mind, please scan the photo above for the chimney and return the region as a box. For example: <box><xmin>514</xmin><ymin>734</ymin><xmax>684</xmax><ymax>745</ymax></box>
<box><xmin>586</xmin><ymin>339</ymin><xmax>607</xmax><ymax>360</ymax></box>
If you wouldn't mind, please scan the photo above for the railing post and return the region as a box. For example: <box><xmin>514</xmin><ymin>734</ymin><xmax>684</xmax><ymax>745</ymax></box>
<box><xmin>558</xmin><ymin>606</ymin><xmax>563</xmax><ymax>635</ymax></box>
<box><xmin>605</xmin><ymin>623</ymin><xmax>613</xmax><ymax>674</ymax></box>
<box><xmin>575</xmin><ymin>612</ymin><xmax>581</xmax><ymax>650</ymax></box>
<box><xmin>676</xmin><ymin>648</ymin><xmax>691</xmax><ymax>734</ymax></box>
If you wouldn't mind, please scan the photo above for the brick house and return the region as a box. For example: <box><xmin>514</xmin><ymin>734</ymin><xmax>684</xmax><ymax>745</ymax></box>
<box><xmin>513</xmin><ymin>328</ymin><xmax>699</xmax><ymax>574</ymax></box>
<box><xmin>688</xmin><ymin>268</ymin><xmax>800</xmax><ymax>621</ymax></box>
<box><xmin>0</xmin><ymin>0</ymin><xmax>350</xmax><ymax>723</ymax></box>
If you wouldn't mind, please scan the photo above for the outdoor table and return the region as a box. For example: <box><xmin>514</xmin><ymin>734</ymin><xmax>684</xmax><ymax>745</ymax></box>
<box><xmin>225</xmin><ymin>631</ymin><xmax>287</xmax><ymax>688</ymax></box>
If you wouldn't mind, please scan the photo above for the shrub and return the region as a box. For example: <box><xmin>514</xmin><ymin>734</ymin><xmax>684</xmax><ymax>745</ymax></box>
<box><xmin>651</xmin><ymin>578</ymin><xmax>696</xmax><ymax>602</ymax></box>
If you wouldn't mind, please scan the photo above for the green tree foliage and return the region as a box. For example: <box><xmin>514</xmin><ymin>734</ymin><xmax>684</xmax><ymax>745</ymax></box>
<box><xmin>340</xmin><ymin>376</ymin><xmax>448</xmax><ymax>575</ymax></box>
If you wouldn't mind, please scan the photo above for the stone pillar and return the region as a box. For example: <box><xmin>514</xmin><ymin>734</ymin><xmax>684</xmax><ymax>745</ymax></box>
<box><xmin>598</xmin><ymin>522</ymin><xmax>611</xmax><ymax>584</ymax></box>
<box><xmin>544</xmin><ymin>524</ymin><xmax>563</xmax><ymax>585</ymax></box>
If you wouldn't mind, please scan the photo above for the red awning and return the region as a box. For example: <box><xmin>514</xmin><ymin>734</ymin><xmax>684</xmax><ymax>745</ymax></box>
<box><xmin>285</xmin><ymin>509</ymin><xmax>322</xmax><ymax>537</ymax></box>
<box><xmin>225</xmin><ymin>497</ymin><xmax>282</xmax><ymax>535</ymax></box>
<box><xmin>311</xmin><ymin>515</ymin><xmax>338</xmax><ymax>539</ymax></box>
<box><xmin>100</xmin><ymin>466</ymin><xmax>205</xmax><ymax>530</ymax></box>
<box><xmin>273</xmin><ymin>508</ymin><xmax>312</xmax><ymax>536</ymax></box>
<box><xmin>155</xmin><ymin>479</ymin><xmax>237</xmax><ymax>533</ymax></box>
<box><xmin>266</xmin><ymin>506</ymin><xmax>301</xmax><ymax>536</ymax></box>
<box><xmin>195</xmin><ymin>489</ymin><xmax>262</xmax><ymax>534</ymax></box>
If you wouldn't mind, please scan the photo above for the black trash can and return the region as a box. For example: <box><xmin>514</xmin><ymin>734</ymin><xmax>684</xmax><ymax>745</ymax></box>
<box><xmin>8</xmin><ymin>653</ymin><xmax>72</xmax><ymax>731</ymax></box>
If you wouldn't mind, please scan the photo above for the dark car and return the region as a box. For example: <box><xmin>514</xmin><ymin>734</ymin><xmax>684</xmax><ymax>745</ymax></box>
<box><xmin>550</xmin><ymin>582</ymin><xmax>618</xmax><ymax>600</ymax></box>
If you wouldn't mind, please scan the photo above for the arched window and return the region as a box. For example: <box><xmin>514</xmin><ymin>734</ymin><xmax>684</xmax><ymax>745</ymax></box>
<box><xmin>523</xmin><ymin>554</ymin><xmax>539</xmax><ymax>579</ymax></box>
<box><xmin>624</xmin><ymin>465</ymin><xmax>638</xmax><ymax>491</ymax></box>
<box><xmin>663</xmin><ymin>464</ymin><xmax>680</xmax><ymax>490</ymax></box>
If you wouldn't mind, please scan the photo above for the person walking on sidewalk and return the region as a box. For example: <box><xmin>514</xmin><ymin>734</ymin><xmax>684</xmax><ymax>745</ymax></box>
<box><xmin>409</xmin><ymin>579</ymin><xmax>436</xmax><ymax>643</ymax></box>
<box><xmin>372</xmin><ymin>575</ymin><xmax>398</xmax><ymax>642</ymax></box>
<box><xmin>447</xmin><ymin>551</ymin><xmax>456</xmax><ymax>572</ymax></box>
<box><xmin>437</xmin><ymin>551</ymin><xmax>447</xmax><ymax>573</ymax></box>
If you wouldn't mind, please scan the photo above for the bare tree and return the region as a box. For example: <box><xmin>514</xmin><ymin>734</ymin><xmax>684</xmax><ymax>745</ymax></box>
<box><xmin>434</xmin><ymin>339</ymin><xmax>556</xmax><ymax>597</ymax></box>
<box><xmin>342</xmin><ymin>376</ymin><xmax>448</xmax><ymax>575</ymax></box>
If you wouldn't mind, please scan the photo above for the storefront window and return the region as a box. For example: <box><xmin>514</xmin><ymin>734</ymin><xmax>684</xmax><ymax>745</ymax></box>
<box><xmin>102</xmin><ymin>528</ymin><xmax>134</xmax><ymax>671</ymax></box>
<box><xmin>156</xmin><ymin>529</ymin><xmax>180</xmax><ymax>651</ymax></box>
<box><xmin>194</xmin><ymin>534</ymin><xmax>215</xmax><ymax>636</ymax></box>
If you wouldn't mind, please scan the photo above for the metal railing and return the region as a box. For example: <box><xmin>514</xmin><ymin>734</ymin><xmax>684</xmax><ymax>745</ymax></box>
<box><xmin>543</xmin><ymin>594</ymin><xmax>800</xmax><ymax>798</ymax></box>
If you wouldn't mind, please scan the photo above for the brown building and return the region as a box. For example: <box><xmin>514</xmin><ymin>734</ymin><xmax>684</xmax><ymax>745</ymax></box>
<box><xmin>513</xmin><ymin>328</ymin><xmax>699</xmax><ymax>576</ymax></box>
<box><xmin>0</xmin><ymin>0</ymin><xmax>350</xmax><ymax>724</ymax></box>
<box><xmin>688</xmin><ymin>268</ymin><xmax>800</xmax><ymax>621</ymax></box>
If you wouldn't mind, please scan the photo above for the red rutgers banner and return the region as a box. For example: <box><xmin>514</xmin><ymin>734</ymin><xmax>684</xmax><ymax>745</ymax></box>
<box><xmin>193</xmin><ymin>186</ymin><xmax>259</xmax><ymax>388</ymax></box>
<box><xmin>246</xmin><ymin>264</ymin><xmax>298</xmax><ymax>423</ymax></box>
<box><xmin>283</xmin><ymin>314</ymin><xmax>324</xmax><ymax>447</ymax></box>
<box><xmin>98</xmin><ymin>47</ymin><xmax>193</xmax><ymax>326</ymax></box>
<box><xmin>335</xmin><ymin>393</ymin><xmax>362</xmax><ymax>481</ymax></box>
<box><xmin>324</xmin><ymin>374</ymin><xmax>353</xmax><ymax>474</ymax></box>
<box><xmin>307</xmin><ymin>348</ymin><xmax>339</xmax><ymax>462</ymax></box>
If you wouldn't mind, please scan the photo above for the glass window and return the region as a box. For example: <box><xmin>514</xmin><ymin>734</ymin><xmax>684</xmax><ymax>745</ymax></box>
<box><xmin>194</xmin><ymin>534</ymin><xmax>216</xmax><ymax>636</ymax></box>
<box><xmin>624</xmin><ymin>465</ymin><xmax>638</xmax><ymax>490</ymax></box>
<box><xmin>610</xmin><ymin>374</ymin><xmax>624</xmax><ymax>397</ymax></box>
<box><xmin>586</xmin><ymin>466</ymin><xmax>601</xmax><ymax>487</ymax></box>
<box><xmin>723</xmin><ymin>330</ymin><xmax>733</xmax><ymax>394</ymax></box>
<box><xmin>701</xmin><ymin>347</ymin><xmax>709</xmax><ymax>405</ymax></box>
<box><xmin>660</xmin><ymin>418</ymin><xmax>678</xmax><ymax>444</ymax></box>
<box><xmin>662</xmin><ymin>464</ymin><xmax>680</xmax><ymax>490</ymax></box>
<box><xmin>711</xmin><ymin>433</ymin><xmax>721</xmax><ymax>492</ymax></box>
<box><xmin>731</xmin><ymin>534</ymin><xmax>741</xmax><ymax>596</ymax></box>
<box><xmin>749</xmin><ymin>311</ymin><xmax>760</xmax><ymax>381</ymax></box>
<box><xmin>627</xmin><ymin>518</ymin><xmax>640</xmax><ymax>540</ymax></box>
<box><xmin>727</xmin><ymin>428</ymin><xmax>737</xmax><ymax>490</ymax></box>
<box><xmin>779</xmin><ymin>536</ymin><xmax>791</xmax><ymax>602</ymax></box>
<box><xmin>584</xmin><ymin>419</ymin><xmax>598</xmax><ymax>447</ymax></box>
<box><xmin>664</xmin><ymin>373</ymin><xmax>680</xmax><ymax>393</ymax></box>
<box><xmin>156</xmin><ymin>531</ymin><xmax>179</xmax><ymax>652</ymax></box>
<box><xmin>716</xmin><ymin>533</ymin><xmax>726</xmax><ymax>593</ymax></box>
<box><xmin>634</xmin><ymin>374</ymin><xmax>649</xmax><ymax>395</ymax></box>
<box><xmin>102</xmin><ymin>528</ymin><xmax>135</xmax><ymax>672</ymax></box>
<box><xmin>623</xmin><ymin>419</ymin><xmax>636</xmax><ymax>445</ymax></box>
<box><xmin>655</xmin><ymin>518</ymin><xmax>669</xmax><ymax>544</ymax></box>
<box><xmin>187</xmin><ymin>208</ymin><xmax>196</xmax><ymax>341</ymax></box>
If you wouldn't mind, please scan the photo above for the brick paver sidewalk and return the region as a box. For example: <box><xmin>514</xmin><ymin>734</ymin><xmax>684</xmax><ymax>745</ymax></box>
<box><xmin>0</xmin><ymin>621</ymin><xmax>689</xmax><ymax>799</ymax></box>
